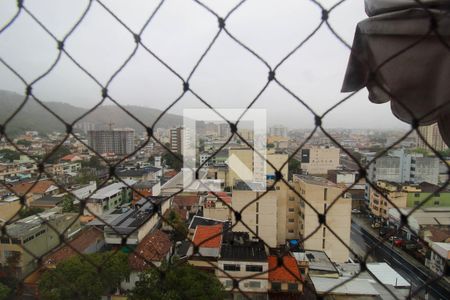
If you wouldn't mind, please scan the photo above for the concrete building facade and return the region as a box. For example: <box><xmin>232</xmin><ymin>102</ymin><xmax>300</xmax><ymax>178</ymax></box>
<box><xmin>294</xmin><ymin>174</ymin><xmax>351</xmax><ymax>263</ymax></box>
<box><xmin>87</xmin><ymin>128</ymin><xmax>135</xmax><ymax>155</ymax></box>
<box><xmin>300</xmin><ymin>147</ymin><xmax>340</xmax><ymax>175</ymax></box>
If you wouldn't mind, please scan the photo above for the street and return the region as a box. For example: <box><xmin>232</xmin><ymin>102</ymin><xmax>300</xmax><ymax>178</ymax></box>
<box><xmin>351</xmin><ymin>221</ymin><xmax>450</xmax><ymax>300</ymax></box>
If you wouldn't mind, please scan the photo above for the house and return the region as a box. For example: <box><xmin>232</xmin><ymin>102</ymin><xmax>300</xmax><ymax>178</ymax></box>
<box><xmin>123</xmin><ymin>229</ymin><xmax>172</xmax><ymax>290</ymax></box>
<box><xmin>217</xmin><ymin>232</ymin><xmax>269</xmax><ymax>298</ymax></box>
<box><xmin>188</xmin><ymin>224</ymin><xmax>223</xmax><ymax>272</ymax></box>
<box><xmin>0</xmin><ymin>208</ymin><xmax>80</xmax><ymax>278</ymax></box>
<box><xmin>268</xmin><ymin>255</ymin><xmax>303</xmax><ymax>296</ymax></box>
<box><xmin>59</xmin><ymin>154</ymin><xmax>83</xmax><ymax>163</ymax></box>
<box><xmin>88</xmin><ymin>196</ymin><xmax>170</xmax><ymax>245</ymax></box>
<box><xmin>10</xmin><ymin>179</ymin><xmax>59</xmax><ymax>205</ymax></box>
<box><xmin>426</xmin><ymin>242</ymin><xmax>450</xmax><ymax>276</ymax></box>
<box><xmin>203</xmin><ymin>192</ymin><xmax>232</xmax><ymax>222</ymax></box>
<box><xmin>115</xmin><ymin>166</ymin><xmax>161</xmax><ymax>182</ymax></box>
<box><xmin>173</xmin><ymin>194</ymin><xmax>200</xmax><ymax>213</ymax></box>
<box><xmin>188</xmin><ymin>216</ymin><xmax>229</xmax><ymax>238</ymax></box>
<box><xmin>84</xmin><ymin>179</ymin><xmax>136</xmax><ymax>216</ymax></box>
<box><xmin>132</xmin><ymin>180</ymin><xmax>161</xmax><ymax>204</ymax></box>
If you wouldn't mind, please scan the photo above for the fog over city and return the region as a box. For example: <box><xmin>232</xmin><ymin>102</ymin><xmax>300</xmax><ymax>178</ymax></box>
<box><xmin>0</xmin><ymin>0</ymin><xmax>408</xmax><ymax>129</ymax></box>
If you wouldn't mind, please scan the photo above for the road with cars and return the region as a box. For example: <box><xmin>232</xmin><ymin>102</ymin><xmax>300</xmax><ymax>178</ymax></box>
<box><xmin>351</xmin><ymin>220</ymin><xmax>450</xmax><ymax>300</ymax></box>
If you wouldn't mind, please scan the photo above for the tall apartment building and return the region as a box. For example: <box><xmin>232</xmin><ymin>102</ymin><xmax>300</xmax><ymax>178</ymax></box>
<box><xmin>87</xmin><ymin>128</ymin><xmax>135</xmax><ymax>155</ymax></box>
<box><xmin>218</xmin><ymin>123</ymin><xmax>231</xmax><ymax>138</ymax></box>
<box><xmin>269</xmin><ymin>125</ymin><xmax>288</xmax><ymax>137</ymax></box>
<box><xmin>227</xmin><ymin>148</ymin><xmax>288</xmax><ymax>189</ymax></box>
<box><xmin>367</xmin><ymin>149</ymin><xmax>439</xmax><ymax>185</ymax></box>
<box><xmin>169</xmin><ymin>127</ymin><xmax>182</xmax><ymax>154</ymax></box>
<box><xmin>293</xmin><ymin>174</ymin><xmax>351</xmax><ymax>263</ymax></box>
<box><xmin>300</xmin><ymin>146</ymin><xmax>340</xmax><ymax>175</ymax></box>
<box><xmin>417</xmin><ymin>123</ymin><xmax>448</xmax><ymax>152</ymax></box>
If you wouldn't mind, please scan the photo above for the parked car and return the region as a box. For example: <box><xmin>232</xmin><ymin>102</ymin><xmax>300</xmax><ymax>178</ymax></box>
<box><xmin>352</xmin><ymin>208</ymin><xmax>361</xmax><ymax>214</ymax></box>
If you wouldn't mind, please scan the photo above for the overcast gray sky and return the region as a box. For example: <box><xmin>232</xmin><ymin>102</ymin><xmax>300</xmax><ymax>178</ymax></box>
<box><xmin>0</xmin><ymin>0</ymin><xmax>408</xmax><ymax>130</ymax></box>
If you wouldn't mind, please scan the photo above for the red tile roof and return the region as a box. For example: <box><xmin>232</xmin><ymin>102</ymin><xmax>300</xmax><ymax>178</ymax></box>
<box><xmin>268</xmin><ymin>255</ymin><xmax>302</xmax><ymax>283</ymax></box>
<box><xmin>60</xmin><ymin>154</ymin><xmax>82</xmax><ymax>161</ymax></box>
<box><xmin>44</xmin><ymin>227</ymin><xmax>104</xmax><ymax>266</ymax></box>
<box><xmin>173</xmin><ymin>194</ymin><xmax>199</xmax><ymax>208</ymax></box>
<box><xmin>208</xmin><ymin>192</ymin><xmax>232</xmax><ymax>204</ymax></box>
<box><xmin>193</xmin><ymin>224</ymin><xmax>223</xmax><ymax>248</ymax></box>
<box><xmin>129</xmin><ymin>229</ymin><xmax>172</xmax><ymax>271</ymax></box>
<box><xmin>11</xmin><ymin>180</ymin><xmax>57</xmax><ymax>196</ymax></box>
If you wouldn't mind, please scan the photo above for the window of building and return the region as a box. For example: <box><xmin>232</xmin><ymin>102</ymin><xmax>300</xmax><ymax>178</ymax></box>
<box><xmin>414</xmin><ymin>193</ymin><xmax>420</xmax><ymax>197</ymax></box>
<box><xmin>288</xmin><ymin>218</ymin><xmax>294</xmax><ymax>223</ymax></box>
<box><xmin>288</xmin><ymin>229</ymin><xmax>294</xmax><ymax>233</ymax></box>
<box><xmin>11</xmin><ymin>239</ymin><xmax>21</xmax><ymax>244</ymax></box>
<box><xmin>0</xmin><ymin>238</ymin><xmax>9</xmax><ymax>244</ymax></box>
<box><xmin>271</xmin><ymin>282</ymin><xmax>282</xmax><ymax>291</ymax></box>
<box><xmin>288</xmin><ymin>283</ymin><xmax>298</xmax><ymax>291</ymax></box>
<box><xmin>224</xmin><ymin>264</ymin><xmax>241</xmax><ymax>271</ymax></box>
<box><xmin>324</xmin><ymin>188</ymin><xmax>328</xmax><ymax>201</ymax></box>
<box><xmin>223</xmin><ymin>280</ymin><xmax>233</xmax><ymax>288</ymax></box>
<box><xmin>288</xmin><ymin>208</ymin><xmax>295</xmax><ymax>212</ymax></box>
<box><xmin>248</xmin><ymin>281</ymin><xmax>261</xmax><ymax>288</ymax></box>
<box><xmin>23</xmin><ymin>235</ymin><xmax>34</xmax><ymax>243</ymax></box>
<box><xmin>246</xmin><ymin>265</ymin><xmax>263</xmax><ymax>272</ymax></box>
<box><xmin>434</xmin><ymin>200</ymin><xmax>440</xmax><ymax>206</ymax></box>
<box><xmin>289</xmin><ymin>197</ymin><xmax>294</xmax><ymax>201</ymax></box>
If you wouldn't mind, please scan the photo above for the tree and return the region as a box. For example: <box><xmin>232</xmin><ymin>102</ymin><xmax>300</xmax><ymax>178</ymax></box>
<box><xmin>38</xmin><ymin>251</ymin><xmax>129</xmax><ymax>300</ymax></box>
<box><xmin>288</xmin><ymin>158</ymin><xmax>301</xmax><ymax>180</ymax></box>
<box><xmin>166</xmin><ymin>210</ymin><xmax>188</xmax><ymax>242</ymax></box>
<box><xmin>81</xmin><ymin>156</ymin><xmax>102</xmax><ymax>169</ymax></box>
<box><xmin>61</xmin><ymin>195</ymin><xmax>76</xmax><ymax>213</ymax></box>
<box><xmin>74</xmin><ymin>168</ymin><xmax>98</xmax><ymax>185</ymax></box>
<box><xmin>18</xmin><ymin>207</ymin><xmax>44</xmax><ymax>219</ymax></box>
<box><xmin>0</xmin><ymin>283</ymin><xmax>10</xmax><ymax>300</ymax></box>
<box><xmin>45</xmin><ymin>145</ymin><xmax>71</xmax><ymax>164</ymax></box>
<box><xmin>162</xmin><ymin>152</ymin><xmax>183</xmax><ymax>171</ymax></box>
<box><xmin>129</xmin><ymin>262</ymin><xmax>224</xmax><ymax>300</ymax></box>
<box><xmin>0</xmin><ymin>149</ymin><xmax>20</xmax><ymax>162</ymax></box>
<box><xmin>16</xmin><ymin>140</ymin><xmax>32</xmax><ymax>147</ymax></box>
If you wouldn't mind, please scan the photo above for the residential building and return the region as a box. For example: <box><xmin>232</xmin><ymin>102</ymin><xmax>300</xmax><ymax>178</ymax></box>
<box><xmin>218</xmin><ymin>123</ymin><xmax>231</xmax><ymax>138</ymax></box>
<box><xmin>425</xmin><ymin>242</ymin><xmax>450</xmax><ymax>276</ymax></box>
<box><xmin>169</xmin><ymin>127</ymin><xmax>183</xmax><ymax>154</ymax></box>
<box><xmin>11</xmin><ymin>179</ymin><xmax>59</xmax><ymax>205</ymax></box>
<box><xmin>115</xmin><ymin>166</ymin><xmax>162</xmax><ymax>182</ymax></box>
<box><xmin>294</xmin><ymin>174</ymin><xmax>352</xmax><ymax>263</ymax></box>
<box><xmin>0</xmin><ymin>208</ymin><xmax>80</xmax><ymax>278</ymax></box>
<box><xmin>417</xmin><ymin>123</ymin><xmax>448</xmax><ymax>152</ymax></box>
<box><xmin>406</xmin><ymin>182</ymin><xmax>450</xmax><ymax>208</ymax></box>
<box><xmin>0</xmin><ymin>196</ymin><xmax>21</xmax><ymax>224</ymax></box>
<box><xmin>231</xmin><ymin>185</ymin><xmax>278</xmax><ymax>247</ymax></box>
<box><xmin>45</xmin><ymin>162</ymin><xmax>81</xmax><ymax>176</ymax></box>
<box><xmin>369</xmin><ymin>181</ymin><xmax>408</xmax><ymax>220</ymax></box>
<box><xmin>367</xmin><ymin>149</ymin><xmax>439</xmax><ymax>185</ymax></box>
<box><xmin>87</xmin><ymin>128</ymin><xmax>135</xmax><ymax>155</ymax></box>
<box><xmin>300</xmin><ymin>147</ymin><xmax>340</xmax><ymax>175</ymax></box>
<box><xmin>124</xmin><ymin>229</ymin><xmax>172</xmax><ymax>290</ymax></box>
<box><xmin>269</xmin><ymin>125</ymin><xmax>288</xmax><ymax>137</ymax></box>
<box><xmin>388</xmin><ymin>207</ymin><xmax>450</xmax><ymax>241</ymax></box>
<box><xmin>217</xmin><ymin>232</ymin><xmax>269</xmax><ymax>299</ymax></box>
<box><xmin>89</xmin><ymin>196</ymin><xmax>169</xmax><ymax>245</ymax></box>
<box><xmin>187</xmin><ymin>224</ymin><xmax>223</xmax><ymax>272</ymax></box>
<box><xmin>268</xmin><ymin>255</ymin><xmax>303</xmax><ymax>295</ymax></box>
<box><xmin>203</xmin><ymin>192</ymin><xmax>232</xmax><ymax>222</ymax></box>
<box><xmin>85</xmin><ymin>179</ymin><xmax>136</xmax><ymax>216</ymax></box>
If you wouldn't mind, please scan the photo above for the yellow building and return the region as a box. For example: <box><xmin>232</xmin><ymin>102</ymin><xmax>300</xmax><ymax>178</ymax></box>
<box><xmin>293</xmin><ymin>174</ymin><xmax>351</xmax><ymax>263</ymax></box>
<box><xmin>369</xmin><ymin>181</ymin><xmax>410</xmax><ymax>220</ymax></box>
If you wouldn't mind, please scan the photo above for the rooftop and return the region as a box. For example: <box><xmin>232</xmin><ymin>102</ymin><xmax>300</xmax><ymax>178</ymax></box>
<box><xmin>173</xmin><ymin>194</ymin><xmax>199</xmax><ymax>208</ymax></box>
<box><xmin>294</xmin><ymin>250</ymin><xmax>338</xmax><ymax>274</ymax></box>
<box><xmin>294</xmin><ymin>174</ymin><xmax>340</xmax><ymax>187</ymax></box>
<box><xmin>268</xmin><ymin>255</ymin><xmax>302</xmax><ymax>283</ymax></box>
<box><xmin>220</xmin><ymin>232</ymin><xmax>267</xmax><ymax>261</ymax></box>
<box><xmin>90</xmin><ymin>179</ymin><xmax>136</xmax><ymax>200</ymax></box>
<box><xmin>11</xmin><ymin>179</ymin><xmax>58</xmax><ymax>196</ymax></box>
<box><xmin>366</xmin><ymin>263</ymin><xmax>410</xmax><ymax>288</ymax></box>
<box><xmin>193</xmin><ymin>224</ymin><xmax>223</xmax><ymax>248</ymax></box>
<box><xmin>115</xmin><ymin>166</ymin><xmax>160</xmax><ymax>178</ymax></box>
<box><xmin>188</xmin><ymin>215</ymin><xmax>230</xmax><ymax>230</ymax></box>
<box><xmin>129</xmin><ymin>229</ymin><xmax>171</xmax><ymax>271</ymax></box>
<box><xmin>310</xmin><ymin>276</ymin><xmax>380</xmax><ymax>296</ymax></box>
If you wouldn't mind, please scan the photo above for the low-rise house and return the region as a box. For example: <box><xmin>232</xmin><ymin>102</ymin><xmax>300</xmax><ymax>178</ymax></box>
<box><xmin>45</xmin><ymin>162</ymin><xmax>81</xmax><ymax>176</ymax></box>
<box><xmin>188</xmin><ymin>224</ymin><xmax>223</xmax><ymax>272</ymax></box>
<box><xmin>268</xmin><ymin>255</ymin><xmax>303</xmax><ymax>296</ymax></box>
<box><xmin>203</xmin><ymin>192</ymin><xmax>232</xmax><ymax>222</ymax></box>
<box><xmin>124</xmin><ymin>229</ymin><xmax>172</xmax><ymax>290</ymax></box>
<box><xmin>217</xmin><ymin>232</ymin><xmax>269</xmax><ymax>298</ymax></box>
<box><xmin>173</xmin><ymin>194</ymin><xmax>200</xmax><ymax>214</ymax></box>
<box><xmin>59</xmin><ymin>154</ymin><xmax>83</xmax><ymax>163</ymax></box>
<box><xmin>85</xmin><ymin>179</ymin><xmax>136</xmax><ymax>216</ymax></box>
<box><xmin>0</xmin><ymin>208</ymin><xmax>80</xmax><ymax>278</ymax></box>
<box><xmin>132</xmin><ymin>180</ymin><xmax>161</xmax><ymax>204</ymax></box>
<box><xmin>10</xmin><ymin>179</ymin><xmax>59</xmax><ymax>205</ymax></box>
<box><xmin>188</xmin><ymin>216</ymin><xmax>229</xmax><ymax>238</ymax></box>
<box><xmin>115</xmin><ymin>166</ymin><xmax>162</xmax><ymax>182</ymax></box>
<box><xmin>88</xmin><ymin>196</ymin><xmax>169</xmax><ymax>245</ymax></box>
<box><xmin>426</xmin><ymin>242</ymin><xmax>450</xmax><ymax>276</ymax></box>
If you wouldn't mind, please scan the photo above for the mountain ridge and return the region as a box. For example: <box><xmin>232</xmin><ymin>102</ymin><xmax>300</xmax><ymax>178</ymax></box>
<box><xmin>0</xmin><ymin>90</ymin><xmax>183</xmax><ymax>136</ymax></box>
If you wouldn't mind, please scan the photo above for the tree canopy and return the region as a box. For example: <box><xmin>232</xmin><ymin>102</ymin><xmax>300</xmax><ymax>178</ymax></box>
<box><xmin>129</xmin><ymin>262</ymin><xmax>224</xmax><ymax>300</ymax></box>
<box><xmin>38</xmin><ymin>251</ymin><xmax>129</xmax><ymax>300</ymax></box>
